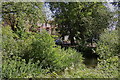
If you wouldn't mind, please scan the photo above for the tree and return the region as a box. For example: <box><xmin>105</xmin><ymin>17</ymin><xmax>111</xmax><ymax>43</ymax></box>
<box><xmin>48</xmin><ymin>2</ymin><xmax>111</xmax><ymax>45</ymax></box>
<box><xmin>111</xmin><ymin>1</ymin><xmax>120</xmax><ymax>28</ymax></box>
<box><xmin>2</xmin><ymin>2</ymin><xmax>45</xmax><ymax>33</ymax></box>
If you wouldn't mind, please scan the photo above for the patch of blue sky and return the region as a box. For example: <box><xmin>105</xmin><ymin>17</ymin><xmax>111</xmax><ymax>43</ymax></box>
<box><xmin>43</xmin><ymin>3</ymin><xmax>54</xmax><ymax>21</ymax></box>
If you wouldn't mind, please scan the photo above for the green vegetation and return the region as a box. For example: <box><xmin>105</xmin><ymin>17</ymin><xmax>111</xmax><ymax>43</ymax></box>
<box><xmin>1</xmin><ymin>2</ymin><xmax>119</xmax><ymax>78</ymax></box>
<box><xmin>2</xmin><ymin>26</ymin><xmax>83</xmax><ymax>78</ymax></box>
<box><xmin>2</xmin><ymin>2</ymin><xmax>45</xmax><ymax>34</ymax></box>
<box><xmin>2</xmin><ymin>26</ymin><xmax>119</xmax><ymax>78</ymax></box>
<box><xmin>49</xmin><ymin>2</ymin><xmax>111</xmax><ymax>45</ymax></box>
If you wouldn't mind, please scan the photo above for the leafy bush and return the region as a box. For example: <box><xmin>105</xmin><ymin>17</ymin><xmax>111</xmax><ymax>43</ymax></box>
<box><xmin>96</xmin><ymin>56</ymin><xmax>119</xmax><ymax>78</ymax></box>
<box><xmin>51</xmin><ymin>48</ymin><xmax>83</xmax><ymax>71</ymax></box>
<box><xmin>45</xmin><ymin>56</ymin><xmax>118</xmax><ymax>78</ymax></box>
<box><xmin>23</xmin><ymin>31</ymin><xmax>83</xmax><ymax>71</ymax></box>
<box><xmin>2</xmin><ymin>26</ymin><xmax>19</xmax><ymax>57</ymax></box>
<box><xmin>2</xmin><ymin>26</ymin><xmax>83</xmax><ymax>75</ymax></box>
<box><xmin>2</xmin><ymin>56</ymin><xmax>46</xmax><ymax>78</ymax></box>
<box><xmin>2</xmin><ymin>26</ymin><xmax>119</xmax><ymax>78</ymax></box>
<box><xmin>96</xmin><ymin>29</ymin><xmax>119</xmax><ymax>59</ymax></box>
<box><xmin>2</xmin><ymin>26</ymin><xmax>34</xmax><ymax>60</ymax></box>
<box><xmin>95</xmin><ymin>29</ymin><xmax>119</xmax><ymax>78</ymax></box>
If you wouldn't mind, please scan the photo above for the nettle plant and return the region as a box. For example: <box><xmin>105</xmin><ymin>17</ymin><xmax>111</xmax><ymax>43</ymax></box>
<box><xmin>23</xmin><ymin>31</ymin><xmax>83</xmax><ymax>71</ymax></box>
<box><xmin>96</xmin><ymin>28</ymin><xmax>119</xmax><ymax>78</ymax></box>
<box><xmin>2</xmin><ymin>56</ymin><xmax>45</xmax><ymax>78</ymax></box>
<box><xmin>96</xmin><ymin>29</ymin><xmax>119</xmax><ymax>59</ymax></box>
<box><xmin>2</xmin><ymin>26</ymin><xmax>83</xmax><ymax>75</ymax></box>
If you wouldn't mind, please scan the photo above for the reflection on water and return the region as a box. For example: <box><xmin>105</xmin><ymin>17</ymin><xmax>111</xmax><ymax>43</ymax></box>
<box><xmin>83</xmin><ymin>57</ymin><xmax>98</xmax><ymax>68</ymax></box>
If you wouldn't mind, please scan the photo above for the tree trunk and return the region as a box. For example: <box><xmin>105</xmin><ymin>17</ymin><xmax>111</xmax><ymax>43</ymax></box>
<box><xmin>91</xmin><ymin>38</ymin><xmax>93</xmax><ymax>47</ymax></box>
<box><xmin>11</xmin><ymin>25</ymin><xmax>15</xmax><ymax>31</ymax></box>
<box><xmin>71</xmin><ymin>37</ymin><xmax>74</xmax><ymax>45</ymax></box>
<box><xmin>61</xmin><ymin>34</ymin><xmax>64</xmax><ymax>40</ymax></box>
<box><xmin>69</xmin><ymin>35</ymin><xmax>74</xmax><ymax>45</ymax></box>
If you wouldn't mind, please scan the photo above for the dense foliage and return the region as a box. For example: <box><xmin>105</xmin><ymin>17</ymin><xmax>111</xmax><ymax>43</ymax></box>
<box><xmin>2</xmin><ymin>2</ymin><xmax>45</xmax><ymax>34</ymax></box>
<box><xmin>2</xmin><ymin>26</ymin><xmax>119</xmax><ymax>78</ymax></box>
<box><xmin>2</xmin><ymin>26</ymin><xmax>83</xmax><ymax>78</ymax></box>
<box><xmin>1</xmin><ymin>2</ymin><xmax>119</xmax><ymax>78</ymax></box>
<box><xmin>96</xmin><ymin>29</ymin><xmax>119</xmax><ymax>59</ymax></box>
<box><xmin>95</xmin><ymin>28</ymin><xmax>119</xmax><ymax>78</ymax></box>
<box><xmin>49</xmin><ymin>2</ymin><xmax>111</xmax><ymax>45</ymax></box>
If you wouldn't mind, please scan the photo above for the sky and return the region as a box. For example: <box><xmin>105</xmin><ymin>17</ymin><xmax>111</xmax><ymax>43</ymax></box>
<box><xmin>43</xmin><ymin>3</ymin><xmax>54</xmax><ymax>21</ymax></box>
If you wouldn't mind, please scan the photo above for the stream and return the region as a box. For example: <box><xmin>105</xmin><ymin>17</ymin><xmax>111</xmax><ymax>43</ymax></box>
<box><xmin>83</xmin><ymin>56</ymin><xmax>98</xmax><ymax>68</ymax></box>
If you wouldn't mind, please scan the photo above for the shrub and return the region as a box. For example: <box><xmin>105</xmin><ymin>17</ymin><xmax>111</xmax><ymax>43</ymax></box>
<box><xmin>2</xmin><ymin>26</ymin><xmax>83</xmax><ymax>74</ymax></box>
<box><xmin>96</xmin><ymin>56</ymin><xmax>119</xmax><ymax>78</ymax></box>
<box><xmin>96</xmin><ymin>29</ymin><xmax>119</xmax><ymax>59</ymax></box>
<box><xmin>2</xmin><ymin>56</ymin><xmax>45</xmax><ymax>78</ymax></box>
<box><xmin>2</xmin><ymin>26</ymin><xmax>18</xmax><ymax>56</ymax></box>
<box><xmin>2</xmin><ymin>26</ymin><xmax>33</xmax><ymax>59</ymax></box>
<box><xmin>51</xmin><ymin>48</ymin><xmax>83</xmax><ymax>71</ymax></box>
<box><xmin>95</xmin><ymin>29</ymin><xmax>119</xmax><ymax>78</ymax></box>
<box><xmin>24</xmin><ymin>31</ymin><xmax>83</xmax><ymax>71</ymax></box>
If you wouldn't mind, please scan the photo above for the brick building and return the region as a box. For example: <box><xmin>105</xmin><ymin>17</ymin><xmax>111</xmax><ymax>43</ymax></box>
<box><xmin>37</xmin><ymin>23</ymin><xmax>57</xmax><ymax>35</ymax></box>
